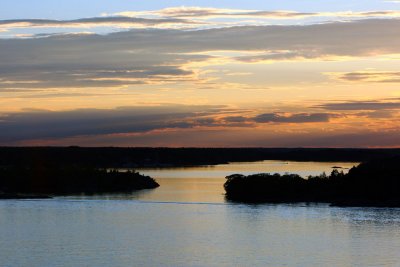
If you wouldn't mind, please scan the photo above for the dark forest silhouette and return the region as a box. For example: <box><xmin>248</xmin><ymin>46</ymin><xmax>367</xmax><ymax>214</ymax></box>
<box><xmin>0</xmin><ymin>164</ymin><xmax>159</xmax><ymax>198</ymax></box>
<box><xmin>0</xmin><ymin>147</ymin><xmax>399</xmax><ymax>168</ymax></box>
<box><xmin>224</xmin><ymin>156</ymin><xmax>400</xmax><ymax>206</ymax></box>
<box><xmin>1</xmin><ymin>147</ymin><xmax>400</xmax><ymax>202</ymax></box>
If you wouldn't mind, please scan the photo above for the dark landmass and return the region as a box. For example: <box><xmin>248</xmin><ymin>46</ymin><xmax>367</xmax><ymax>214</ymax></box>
<box><xmin>0</xmin><ymin>193</ymin><xmax>52</xmax><ymax>199</ymax></box>
<box><xmin>224</xmin><ymin>156</ymin><xmax>400</xmax><ymax>207</ymax></box>
<box><xmin>1</xmin><ymin>147</ymin><xmax>399</xmax><ymax>201</ymax></box>
<box><xmin>1</xmin><ymin>147</ymin><xmax>400</xmax><ymax>168</ymax></box>
<box><xmin>0</xmin><ymin>165</ymin><xmax>159</xmax><ymax>199</ymax></box>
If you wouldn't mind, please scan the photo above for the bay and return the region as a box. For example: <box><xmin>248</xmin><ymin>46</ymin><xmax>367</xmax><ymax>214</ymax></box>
<box><xmin>1</xmin><ymin>160</ymin><xmax>400</xmax><ymax>267</ymax></box>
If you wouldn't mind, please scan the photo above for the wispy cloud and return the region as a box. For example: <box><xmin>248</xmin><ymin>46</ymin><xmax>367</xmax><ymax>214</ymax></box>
<box><xmin>254</xmin><ymin>113</ymin><xmax>333</xmax><ymax>123</ymax></box>
<box><xmin>3</xmin><ymin>7</ymin><xmax>400</xmax><ymax>37</ymax></box>
<box><xmin>114</xmin><ymin>7</ymin><xmax>400</xmax><ymax>20</ymax></box>
<box><xmin>315</xmin><ymin>99</ymin><xmax>400</xmax><ymax>111</ymax></box>
<box><xmin>325</xmin><ymin>71</ymin><xmax>400</xmax><ymax>83</ymax></box>
<box><xmin>115</xmin><ymin>7</ymin><xmax>315</xmax><ymax>19</ymax></box>
<box><xmin>0</xmin><ymin>17</ymin><xmax>200</xmax><ymax>31</ymax></box>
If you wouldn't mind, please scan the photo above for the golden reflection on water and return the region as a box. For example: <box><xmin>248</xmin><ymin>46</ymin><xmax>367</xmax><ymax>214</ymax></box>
<box><xmin>134</xmin><ymin>160</ymin><xmax>358</xmax><ymax>203</ymax></box>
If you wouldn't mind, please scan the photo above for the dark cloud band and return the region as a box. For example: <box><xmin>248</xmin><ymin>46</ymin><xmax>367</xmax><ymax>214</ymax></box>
<box><xmin>1</xmin><ymin>19</ymin><xmax>400</xmax><ymax>90</ymax></box>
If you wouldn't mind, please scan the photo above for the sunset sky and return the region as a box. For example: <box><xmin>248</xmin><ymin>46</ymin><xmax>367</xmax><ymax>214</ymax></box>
<box><xmin>1</xmin><ymin>0</ymin><xmax>400</xmax><ymax>147</ymax></box>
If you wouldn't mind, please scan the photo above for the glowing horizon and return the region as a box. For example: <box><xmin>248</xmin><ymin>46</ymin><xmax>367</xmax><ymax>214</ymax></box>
<box><xmin>1</xmin><ymin>1</ymin><xmax>400</xmax><ymax>147</ymax></box>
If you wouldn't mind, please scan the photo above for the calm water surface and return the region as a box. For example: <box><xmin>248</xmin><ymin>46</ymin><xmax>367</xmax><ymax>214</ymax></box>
<box><xmin>1</xmin><ymin>160</ymin><xmax>400</xmax><ymax>267</ymax></box>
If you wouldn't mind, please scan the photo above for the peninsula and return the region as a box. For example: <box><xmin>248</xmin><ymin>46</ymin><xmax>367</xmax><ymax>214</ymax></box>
<box><xmin>0</xmin><ymin>164</ymin><xmax>159</xmax><ymax>199</ymax></box>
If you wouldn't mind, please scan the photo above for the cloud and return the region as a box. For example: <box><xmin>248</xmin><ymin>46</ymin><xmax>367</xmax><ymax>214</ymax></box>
<box><xmin>3</xmin><ymin>8</ymin><xmax>399</xmax><ymax>36</ymax></box>
<box><xmin>0</xmin><ymin>16</ymin><xmax>200</xmax><ymax>31</ymax></box>
<box><xmin>0</xmin><ymin>105</ymin><xmax>227</xmax><ymax>142</ymax></box>
<box><xmin>316</xmin><ymin>99</ymin><xmax>400</xmax><ymax>110</ymax></box>
<box><xmin>0</xmin><ymin>105</ymin><xmax>352</xmax><ymax>144</ymax></box>
<box><xmin>223</xmin><ymin>116</ymin><xmax>248</xmax><ymax>123</ymax></box>
<box><xmin>115</xmin><ymin>7</ymin><xmax>400</xmax><ymax>20</ymax></box>
<box><xmin>355</xmin><ymin>110</ymin><xmax>397</xmax><ymax>118</ymax></box>
<box><xmin>326</xmin><ymin>71</ymin><xmax>400</xmax><ymax>83</ymax></box>
<box><xmin>0</xmin><ymin>31</ymin><xmax>209</xmax><ymax>89</ymax></box>
<box><xmin>12</xmin><ymin>122</ymin><xmax>400</xmax><ymax>148</ymax></box>
<box><xmin>254</xmin><ymin>113</ymin><xmax>332</xmax><ymax>123</ymax></box>
<box><xmin>0</xmin><ymin>65</ymin><xmax>197</xmax><ymax>89</ymax></box>
<box><xmin>234</xmin><ymin>50</ymin><xmax>323</xmax><ymax>62</ymax></box>
<box><xmin>1</xmin><ymin>19</ymin><xmax>400</xmax><ymax>90</ymax></box>
<box><xmin>4</xmin><ymin>91</ymin><xmax>128</xmax><ymax>99</ymax></box>
<box><xmin>118</xmin><ymin>7</ymin><xmax>314</xmax><ymax>20</ymax></box>
<box><xmin>0</xmin><ymin>103</ymin><xmax>398</xmax><ymax>146</ymax></box>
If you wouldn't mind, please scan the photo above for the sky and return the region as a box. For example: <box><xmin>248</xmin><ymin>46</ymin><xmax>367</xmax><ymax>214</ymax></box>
<box><xmin>1</xmin><ymin>0</ymin><xmax>400</xmax><ymax>147</ymax></box>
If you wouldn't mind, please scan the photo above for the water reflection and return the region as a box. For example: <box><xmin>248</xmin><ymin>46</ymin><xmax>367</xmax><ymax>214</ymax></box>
<box><xmin>137</xmin><ymin>160</ymin><xmax>357</xmax><ymax>180</ymax></box>
<box><xmin>3</xmin><ymin>160</ymin><xmax>400</xmax><ymax>267</ymax></box>
<box><xmin>132</xmin><ymin>160</ymin><xmax>357</xmax><ymax>204</ymax></box>
<box><xmin>1</xmin><ymin>199</ymin><xmax>400</xmax><ymax>266</ymax></box>
<box><xmin>223</xmin><ymin>203</ymin><xmax>400</xmax><ymax>267</ymax></box>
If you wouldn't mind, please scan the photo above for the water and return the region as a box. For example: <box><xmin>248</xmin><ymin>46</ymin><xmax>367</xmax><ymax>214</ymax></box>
<box><xmin>133</xmin><ymin>160</ymin><xmax>357</xmax><ymax>203</ymax></box>
<box><xmin>1</xmin><ymin>160</ymin><xmax>400</xmax><ymax>267</ymax></box>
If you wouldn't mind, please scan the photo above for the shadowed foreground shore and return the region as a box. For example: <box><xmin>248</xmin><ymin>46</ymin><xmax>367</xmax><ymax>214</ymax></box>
<box><xmin>224</xmin><ymin>157</ymin><xmax>400</xmax><ymax>207</ymax></box>
<box><xmin>0</xmin><ymin>165</ymin><xmax>159</xmax><ymax>199</ymax></box>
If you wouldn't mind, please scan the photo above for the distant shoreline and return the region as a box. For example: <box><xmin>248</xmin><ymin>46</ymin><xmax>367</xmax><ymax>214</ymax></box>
<box><xmin>0</xmin><ymin>147</ymin><xmax>398</xmax><ymax>168</ymax></box>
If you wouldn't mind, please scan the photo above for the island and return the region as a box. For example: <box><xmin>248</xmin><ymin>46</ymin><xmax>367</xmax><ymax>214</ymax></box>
<box><xmin>224</xmin><ymin>156</ymin><xmax>400</xmax><ymax>207</ymax></box>
<box><xmin>0</xmin><ymin>164</ymin><xmax>159</xmax><ymax>199</ymax></box>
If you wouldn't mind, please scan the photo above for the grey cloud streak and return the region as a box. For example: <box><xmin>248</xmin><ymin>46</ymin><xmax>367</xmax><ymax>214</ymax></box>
<box><xmin>254</xmin><ymin>113</ymin><xmax>332</xmax><ymax>123</ymax></box>
<box><xmin>0</xmin><ymin>104</ymin><xmax>397</xmax><ymax>146</ymax></box>
<box><xmin>148</xmin><ymin>8</ymin><xmax>314</xmax><ymax>19</ymax></box>
<box><xmin>0</xmin><ymin>105</ymin><xmax>226</xmax><ymax>142</ymax></box>
<box><xmin>330</xmin><ymin>71</ymin><xmax>400</xmax><ymax>83</ymax></box>
<box><xmin>122</xmin><ymin>7</ymin><xmax>400</xmax><ymax>20</ymax></box>
<box><xmin>0</xmin><ymin>17</ymin><xmax>198</xmax><ymax>29</ymax></box>
<box><xmin>316</xmin><ymin>100</ymin><xmax>400</xmax><ymax>110</ymax></box>
<box><xmin>1</xmin><ymin>19</ymin><xmax>400</xmax><ymax>89</ymax></box>
<box><xmin>0</xmin><ymin>105</ymin><xmax>342</xmax><ymax>143</ymax></box>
